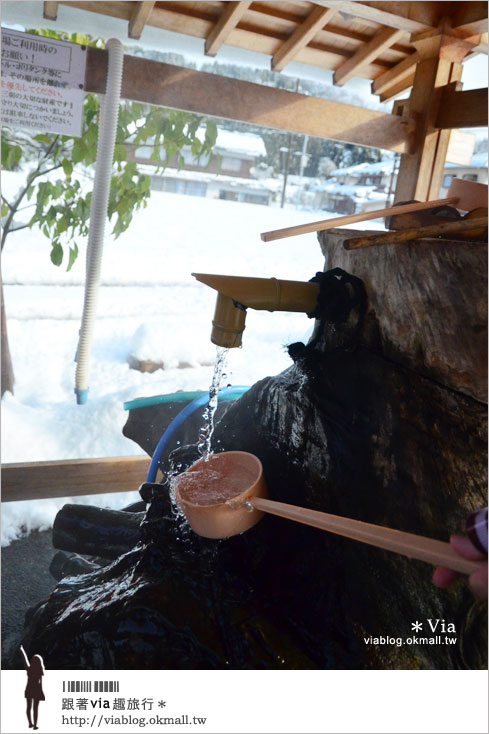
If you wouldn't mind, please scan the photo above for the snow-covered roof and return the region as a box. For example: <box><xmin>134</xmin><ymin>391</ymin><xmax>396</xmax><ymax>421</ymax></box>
<box><xmin>330</xmin><ymin>150</ymin><xmax>488</xmax><ymax>178</ymax></box>
<box><xmin>329</xmin><ymin>159</ymin><xmax>396</xmax><ymax>177</ymax></box>
<box><xmin>213</xmin><ymin>128</ymin><xmax>266</xmax><ymax>159</ymax></box>
<box><xmin>129</xmin><ymin>122</ymin><xmax>266</xmax><ymax>159</ymax></box>
<box><xmin>137</xmin><ymin>163</ymin><xmax>273</xmax><ymax>192</ymax></box>
<box><xmin>310</xmin><ymin>181</ymin><xmax>378</xmax><ymax>197</ymax></box>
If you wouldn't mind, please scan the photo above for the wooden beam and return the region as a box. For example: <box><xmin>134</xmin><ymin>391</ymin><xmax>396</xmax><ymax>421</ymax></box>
<box><xmin>128</xmin><ymin>1</ymin><xmax>155</xmax><ymax>40</ymax></box>
<box><xmin>205</xmin><ymin>1</ymin><xmax>252</xmax><ymax>57</ymax></box>
<box><xmin>436</xmin><ymin>87</ymin><xmax>488</xmax><ymax>128</ymax></box>
<box><xmin>394</xmin><ymin>54</ymin><xmax>463</xmax><ymax>203</ymax></box>
<box><xmin>378</xmin><ymin>73</ymin><xmax>415</xmax><ymax>104</ymax></box>
<box><xmin>372</xmin><ymin>52</ymin><xmax>419</xmax><ymax>96</ymax></box>
<box><xmin>84</xmin><ymin>48</ymin><xmax>409</xmax><ymax>152</ymax></box>
<box><xmin>334</xmin><ymin>27</ymin><xmax>405</xmax><ymax>86</ymax></box>
<box><xmin>367</xmin><ymin>1</ymin><xmax>442</xmax><ymax>27</ymax></box>
<box><xmin>2</xmin><ymin>456</ymin><xmax>150</xmax><ymax>502</ymax></box>
<box><xmin>272</xmin><ymin>5</ymin><xmax>337</xmax><ymax>71</ymax></box>
<box><xmin>313</xmin><ymin>1</ymin><xmax>435</xmax><ymax>33</ymax></box>
<box><xmin>451</xmin><ymin>1</ymin><xmax>488</xmax><ymax>35</ymax></box>
<box><xmin>43</xmin><ymin>1</ymin><xmax>59</xmax><ymax>20</ymax></box>
<box><xmin>463</xmin><ymin>33</ymin><xmax>488</xmax><ymax>60</ymax></box>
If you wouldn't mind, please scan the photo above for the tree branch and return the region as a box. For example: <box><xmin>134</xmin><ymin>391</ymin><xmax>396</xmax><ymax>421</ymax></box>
<box><xmin>1</xmin><ymin>195</ymin><xmax>13</xmax><ymax>211</ymax></box>
<box><xmin>9</xmin><ymin>224</ymin><xmax>30</xmax><ymax>233</ymax></box>
<box><xmin>1</xmin><ymin>160</ymin><xmax>64</xmax><ymax>251</ymax></box>
<box><xmin>15</xmin><ymin>203</ymin><xmax>36</xmax><ymax>213</ymax></box>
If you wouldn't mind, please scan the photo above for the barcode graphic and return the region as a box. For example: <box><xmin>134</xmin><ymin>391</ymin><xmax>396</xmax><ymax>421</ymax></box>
<box><xmin>63</xmin><ymin>681</ymin><xmax>120</xmax><ymax>692</ymax></box>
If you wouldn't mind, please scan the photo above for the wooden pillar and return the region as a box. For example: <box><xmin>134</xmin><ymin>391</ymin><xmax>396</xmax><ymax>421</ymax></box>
<box><xmin>394</xmin><ymin>21</ymin><xmax>481</xmax><ymax>202</ymax></box>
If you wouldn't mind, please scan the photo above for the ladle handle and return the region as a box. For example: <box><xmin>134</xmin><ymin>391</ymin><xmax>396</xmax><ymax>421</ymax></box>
<box><xmin>252</xmin><ymin>498</ymin><xmax>485</xmax><ymax>575</ymax></box>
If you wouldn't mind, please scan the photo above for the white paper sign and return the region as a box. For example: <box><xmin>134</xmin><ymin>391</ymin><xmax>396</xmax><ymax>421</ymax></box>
<box><xmin>1</xmin><ymin>29</ymin><xmax>87</xmax><ymax>136</ymax></box>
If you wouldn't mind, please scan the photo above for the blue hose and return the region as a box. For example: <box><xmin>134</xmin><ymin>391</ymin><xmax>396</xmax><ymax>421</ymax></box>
<box><xmin>145</xmin><ymin>386</ymin><xmax>250</xmax><ymax>483</ymax></box>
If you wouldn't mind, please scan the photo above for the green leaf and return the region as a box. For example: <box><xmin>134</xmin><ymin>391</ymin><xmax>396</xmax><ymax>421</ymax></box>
<box><xmin>139</xmin><ymin>175</ymin><xmax>151</xmax><ymax>192</ymax></box>
<box><xmin>1</xmin><ymin>201</ymin><xmax>9</xmax><ymax>218</ymax></box>
<box><xmin>113</xmin><ymin>144</ymin><xmax>127</xmax><ymax>162</ymax></box>
<box><xmin>50</xmin><ymin>242</ymin><xmax>63</xmax><ymax>267</ymax></box>
<box><xmin>62</xmin><ymin>159</ymin><xmax>73</xmax><ymax>178</ymax></box>
<box><xmin>46</xmin><ymin>206</ymin><xmax>57</xmax><ymax>225</ymax></box>
<box><xmin>57</xmin><ymin>214</ymin><xmax>69</xmax><ymax>234</ymax></box>
<box><xmin>52</xmin><ymin>181</ymin><xmax>64</xmax><ymax>199</ymax></box>
<box><xmin>8</xmin><ymin>145</ymin><xmax>22</xmax><ymax>169</ymax></box>
<box><xmin>67</xmin><ymin>243</ymin><xmax>79</xmax><ymax>271</ymax></box>
<box><xmin>205</xmin><ymin>120</ymin><xmax>218</xmax><ymax>147</ymax></box>
<box><xmin>72</xmin><ymin>138</ymin><xmax>86</xmax><ymax>164</ymax></box>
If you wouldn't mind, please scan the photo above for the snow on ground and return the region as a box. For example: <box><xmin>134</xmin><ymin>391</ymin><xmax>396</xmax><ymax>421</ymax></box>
<box><xmin>1</xmin><ymin>170</ymin><xmax>385</xmax><ymax>544</ymax></box>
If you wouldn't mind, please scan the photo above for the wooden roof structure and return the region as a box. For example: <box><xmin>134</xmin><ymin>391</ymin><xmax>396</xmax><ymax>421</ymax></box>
<box><xmin>39</xmin><ymin>1</ymin><xmax>487</xmax><ymax>203</ymax></box>
<box><xmin>44</xmin><ymin>1</ymin><xmax>488</xmax><ymax>102</ymax></box>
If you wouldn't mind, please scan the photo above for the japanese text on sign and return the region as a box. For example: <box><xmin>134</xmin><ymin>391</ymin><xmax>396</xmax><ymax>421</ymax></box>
<box><xmin>1</xmin><ymin>29</ymin><xmax>87</xmax><ymax>136</ymax></box>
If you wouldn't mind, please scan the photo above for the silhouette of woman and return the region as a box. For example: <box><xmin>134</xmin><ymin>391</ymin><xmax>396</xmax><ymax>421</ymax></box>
<box><xmin>20</xmin><ymin>645</ymin><xmax>45</xmax><ymax>730</ymax></box>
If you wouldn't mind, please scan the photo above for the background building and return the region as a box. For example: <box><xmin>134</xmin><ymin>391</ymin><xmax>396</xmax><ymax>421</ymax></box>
<box><xmin>128</xmin><ymin>127</ymin><xmax>273</xmax><ymax>206</ymax></box>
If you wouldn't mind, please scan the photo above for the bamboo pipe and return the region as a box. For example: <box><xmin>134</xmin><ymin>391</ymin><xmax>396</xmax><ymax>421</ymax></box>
<box><xmin>344</xmin><ymin>216</ymin><xmax>488</xmax><ymax>250</ymax></box>
<box><xmin>192</xmin><ymin>273</ymin><xmax>320</xmax><ymax>348</ymax></box>
<box><xmin>252</xmin><ymin>497</ymin><xmax>485</xmax><ymax>576</ymax></box>
<box><xmin>192</xmin><ymin>273</ymin><xmax>319</xmax><ymax>312</ymax></box>
<box><xmin>260</xmin><ymin>197</ymin><xmax>458</xmax><ymax>242</ymax></box>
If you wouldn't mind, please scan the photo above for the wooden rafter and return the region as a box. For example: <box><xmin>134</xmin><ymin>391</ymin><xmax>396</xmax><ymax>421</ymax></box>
<box><xmin>372</xmin><ymin>52</ymin><xmax>419</xmax><ymax>96</ymax></box>
<box><xmin>378</xmin><ymin>73</ymin><xmax>415</xmax><ymax>104</ymax></box>
<box><xmin>334</xmin><ymin>27</ymin><xmax>405</xmax><ymax>86</ymax></box>
<box><xmin>51</xmin><ymin>1</ymin><xmax>434</xmax><ymax>79</ymax></box>
<box><xmin>85</xmin><ymin>48</ymin><xmax>409</xmax><ymax>152</ymax></box>
<box><xmin>43</xmin><ymin>1</ymin><xmax>59</xmax><ymax>20</ymax></box>
<box><xmin>313</xmin><ymin>1</ymin><xmax>436</xmax><ymax>33</ymax></box>
<box><xmin>61</xmin><ymin>1</ymin><xmax>390</xmax><ymax>78</ymax></box>
<box><xmin>128</xmin><ymin>1</ymin><xmax>155</xmax><ymax>40</ymax></box>
<box><xmin>205</xmin><ymin>1</ymin><xmax>252</xmax><ymax>57</ymax></box>
<box><xmin>271</xmin><ymin>5</ymin><xmax>337</xmax><ymax>71</ymax></box>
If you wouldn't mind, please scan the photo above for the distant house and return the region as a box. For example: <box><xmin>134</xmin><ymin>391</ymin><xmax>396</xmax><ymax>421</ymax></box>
<box><xmin>127</xmin><ymin>127</ymin><xmax>273</xmax><ymax>206</ymax></box>
<box><xmin>440</xmin><ymin>152</ymin><xmax>488</xmax><ymax>197</ymax></box>
<box><xmin>314</xmin><ymin>151</ymin><xmax>488</xmax><ymax>214</ymax></box>
<box><xmin>311</xmin><ymin>159</ymin><xmax>397</xmax><ymax>214</ymax></box>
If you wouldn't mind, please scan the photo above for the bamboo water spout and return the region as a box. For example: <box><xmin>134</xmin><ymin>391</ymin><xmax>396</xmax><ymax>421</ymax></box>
<box><xmin>192</xmin><ymin>273</ymin><xmax>319</xmax><ymax>348</ymax></box>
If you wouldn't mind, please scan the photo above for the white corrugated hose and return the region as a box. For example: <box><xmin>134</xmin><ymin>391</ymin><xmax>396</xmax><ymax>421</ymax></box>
<box><xmin>75</xmin><ymin>38</ymin><xmax>124</xmax><ymax>404</ymax></box>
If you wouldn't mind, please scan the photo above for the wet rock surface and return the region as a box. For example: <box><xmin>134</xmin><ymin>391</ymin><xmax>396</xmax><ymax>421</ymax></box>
<box><xmin>15</xmin><ymin>237</ymin><xmax>488</xmax><ymax>670</ymax></box>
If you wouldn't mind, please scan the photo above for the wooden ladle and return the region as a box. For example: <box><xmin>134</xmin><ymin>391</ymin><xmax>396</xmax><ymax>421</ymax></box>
<box><xmin>174</xmin><ymin>452</ymin><xmax>485</xmax><ymax>576</ymax></box>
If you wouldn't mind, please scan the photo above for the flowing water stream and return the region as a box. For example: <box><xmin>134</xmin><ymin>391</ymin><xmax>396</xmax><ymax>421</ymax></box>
<box><xmin>197</xmin><ymin>346</ymin><xmax>229</xmax><ymax>462</ymax></box>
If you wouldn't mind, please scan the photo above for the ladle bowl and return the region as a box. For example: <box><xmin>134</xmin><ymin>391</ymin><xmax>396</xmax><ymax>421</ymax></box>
<box><xmin>174</xmin><ymin>452</ymin><xmax>486</xmax><ymax>577</ymax></box>
<box><xmin>174</xmin><ymin>451</ymin><xmax>267</xmax><ymax>539</ymax></box>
